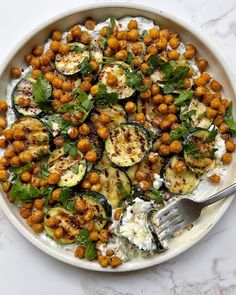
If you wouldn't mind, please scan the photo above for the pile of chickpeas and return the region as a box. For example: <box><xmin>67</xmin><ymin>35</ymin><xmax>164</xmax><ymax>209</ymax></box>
<box><xmin>1</xmin><ymin>15</ymin><xmax>235</xmax><ymax>268</ymax></box>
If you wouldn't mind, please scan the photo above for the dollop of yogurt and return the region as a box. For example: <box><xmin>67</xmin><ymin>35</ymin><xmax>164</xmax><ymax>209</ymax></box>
<box><xmin>153</xmin><ymin>173</ymin><xmax>163</xmax><ymax>190</ymax></box>
<box><xmin>214</xmin><ymin>134</ymin><xmax>226</xmax><ymax>162</ymax></box>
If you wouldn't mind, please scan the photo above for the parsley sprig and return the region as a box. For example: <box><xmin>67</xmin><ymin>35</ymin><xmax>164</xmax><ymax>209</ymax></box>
<box><xmin>77</xmin><ymin>228</ymin><xmax>97</xmax><ymax>261</ymax></box>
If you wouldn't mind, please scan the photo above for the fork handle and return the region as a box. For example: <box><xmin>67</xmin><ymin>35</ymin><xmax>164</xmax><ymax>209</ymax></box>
<box><xmin>199</xmin><ymin>182</ymin><xmax>236</xmax><ymax>207</ymax></box>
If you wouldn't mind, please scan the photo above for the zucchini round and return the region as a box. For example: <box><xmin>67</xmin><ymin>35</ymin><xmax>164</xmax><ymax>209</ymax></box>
<box><xmin>105</xmin><ymin>123</ymin><xmax>150</xmax><ymax>167</ymax></box>
<box><xmin>44</xmin><ymin>207</ymin><xmax>80</xmax><ymax>244</ymax></box>
<box><xmin>55</xmin><ymin>42</ymin><xmax>90</xmax><ymax>75</ymax></box>
<box><xmin>99</xmin><ymin>62</ymin><xmax>135</xmax><ymax>99</ymax></box>
<box><xmin>48</xmin><ymin>148</ymin><xmax>87</xmax><ymax>187</ymax></box>
<box><xmin>99</xmin><ymin>167</ymin><xmax>131</xmax><ymax>209</ymax></box>
<box><xmin>164</xmin><ymin>156</ymin><xmax>199</xmax><ymax>194</ymax></box>
<box><xmin>11</xmin><ymin>117</ymin><xmax>50</xmax><ymax>158</ymax></box>
<box><xmin>75</xmin><ymin>191</ymin><xmax>112</xmax><ymax>231</ymax></box>
<box><xmin>184</xmin><ymin>129</ymin><xmax>216</xmax><ymax>174</ymax></box>
<box><xmin>90</xmin><ymin>104</ymin><xmax>127</xmax><ymax>130</ymax></box>
<box><xmin>95</xmin><ymin>151</ymin><xmax>112</xmax><ymax>171</ymax></box>
<box><xmin>12</xmin><ymin>76</ymin><xmax>42</xmax><ymax>117</ymax></box>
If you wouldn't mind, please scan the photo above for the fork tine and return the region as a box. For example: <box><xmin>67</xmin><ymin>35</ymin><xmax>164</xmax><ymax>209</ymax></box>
<box><xmin>157</xmin><ymin>208</ymin><xmax>180</xmax><ymax>227</ymax></box>
<box><xmin>159</xmin><ymin>221</ymin><xmax>185</xmax><ymax>241</ymax></box>
<box><xmin>156</xmin><ymin>201</ymin><xmax>178</xmax><ymax>219</ymax></box>
<box><xmin>157</xmin><ymin>215</ymin><xmax>184</xmax><ymax>235</ymax></box>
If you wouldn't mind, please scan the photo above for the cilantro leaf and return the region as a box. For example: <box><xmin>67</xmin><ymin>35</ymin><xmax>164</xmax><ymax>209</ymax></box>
<box><xmin>206</xmin><ymin>126</ymin><xmax>218</xmax><ymax>143</ymax></box>
<box><xmin>150</xmin><ymin>189</ymin><xmax>164</xmax><ymax>205</ymax></box>
<box><xmin>224</xmin><ymin>101</ymin><xmax>236</xmax><ymax>135</ymax></box>
<box><xmin>72</xmin><ymin>88</ymin><xmax>94</xmax><ymax>111</ymax></box>
<box><xmin>41</xmin><ymin>186</ymin><xmax>54</xmax><ymax>206</ymax></box>
<box><xmin>63</xmin><ymin>140</ymin><xmax>78</xmax><ymax>157</ymax></box>
<box><xmin>70</xmin><ymin>45</ymin><xmax>89</xmax><ymax>52</ymax></box>
<box><xmin>174</xmin><ymin>90</ymin><xmax>193</xmax><ymax>107</ymax></box>
<box><xmin>163</xmin><ymin>66</ymin><xmax>189</xmax><ymax>94</ymax></box>
<box><xmin>59</xmin><ymin>187</ymin><xmax>75</xmax><ymax>212</ymax></box>
<box><xmin>93</xmin><ymin>84</ymin><xmax>118</xmax><ymax>106</ymax></box>
<box><xmin>11</xmin><ymin>179</ymin><xmax>41</xmax><ymax>205</ymax></box>
<box><xmin>180</xmin><ymin>109</ymin><xmax>196</xmax><ymax>121</ymax></box>
<box><xmin>78</xmin><ymin>57</ymin><xmax>93</xmax><ymax>77</ymax></box>
<box><xmin>169</xmin><ymin>126</ymin><xmax>189</xmax><ymax>142</ymax></box>
<box><xmin>11</xmin><ymin>163</ymin><xmax>32</xmax><ymax>177</ymax></box>
<box><xmin>32</xmin><ymin>74</ymin><xmax>52</xmax><ymax>104</ymax></box>
<box><xmin>77</xmin><ymin>228</ymin><xmax>96</xmax><ymax>261</ymax></box>
<box><xmin>126</xmin><ymin>52</ymin><xmax>133</xmax><ymax>67</ymax></box>
<box><xmin>125</xmin><ymin>69</ymin><xmax>148</xmax><ymax>92</ymax></box>
<box><xmin>39</xmin><ymin>162</ymin><xmax>50</xmax><ymax>179</ymax></box>
<box><xmin>77</xmin><ymin>228</ymin><xmax>90</xmax><ymax>244</ymax></box>
<box><xmin>184</xmin><ymin>142</ymin><xmax>207</xmax><ymax>158</ymax></box>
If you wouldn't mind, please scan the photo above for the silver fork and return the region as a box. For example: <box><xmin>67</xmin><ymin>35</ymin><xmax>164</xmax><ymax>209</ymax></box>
<box><xmin>156</xmin><ymin>183</ymin><xmax>236</xmax><ymax>241</ymax></box>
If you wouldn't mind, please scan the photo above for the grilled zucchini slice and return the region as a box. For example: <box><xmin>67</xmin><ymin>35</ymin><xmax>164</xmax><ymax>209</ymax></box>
<box><xmin>44</xmin><ymin>207</ymin><xmax>80</xmax><ymax>244</ymax></box>
<box><xmin>99</xmin><ymin>167</ymin><xmax>131</xmax><ymax>209</ymax></box>
<box><xmin>48</xmin><ymin>148</ymin><xmax>87</xmax><ymax>187</ymax></box>
<box><xmin>99</xmin><ymin>62</ymin><xmax>135</xmax><ymax>99</ymax></box>
<box><xmin>12</xmin><ymin>76</ymin><xmax>43</xmax><ymax>117</ymax></box>
<box><xmin>95</xmin><ymin>151</ymin><xmax>112</xmax><ymax>171</ymax></box>
<box><xmin>184</xmin><ymin>129</ymin><xmax>216</xmax><ymax>174</ymax></box>
<box><xmin>105</xmin><ymin>123</ymin><xmax>149</xmax><ymax>167</ymax></box>
<box><xmin>164</xmin><ymin>156</ymin><xmax>199</xmax><ymax>194</ymax></box>
<box><xmin>90</xmin><ymin>104</ymin><xmax>127</xmax><ymax>130</ymax></box>
<box><xmin>11</xmin><ymin>117</ymin><xmax>50</xmax><ymax>158</ymax></box>
<box><xmin>55</xmin><ymin>42</ymin><xmax>90</xmax><ymax>75</ymax></box>
<box><xmin>75</xmin><ymin>191</ymin><xmax>112</xmax><ymax>231</ymax></box>
<box><xmin>127</xmin><ymin>154</ymin><xmax>164</xmax><ymax>185</ymax></box>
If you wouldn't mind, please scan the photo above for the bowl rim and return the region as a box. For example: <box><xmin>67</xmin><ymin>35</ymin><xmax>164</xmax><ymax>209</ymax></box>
<box><xmin>0</xmin><ymin>2</ymin><xmax>235</xmax><ymax>272</ymax></box>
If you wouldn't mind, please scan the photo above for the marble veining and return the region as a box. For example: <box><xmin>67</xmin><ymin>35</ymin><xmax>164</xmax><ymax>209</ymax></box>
<box><xmin>0</xmin><ymin>0</ymin><xmax>236</xmax><ymax>294</ymax></box>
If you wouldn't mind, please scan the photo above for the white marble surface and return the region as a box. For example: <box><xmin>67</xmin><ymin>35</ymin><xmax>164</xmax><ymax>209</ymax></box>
<box><xmin>0</xmin><ymin>0</ymin><xmax>236</xmax><ymax>294</ymax></box>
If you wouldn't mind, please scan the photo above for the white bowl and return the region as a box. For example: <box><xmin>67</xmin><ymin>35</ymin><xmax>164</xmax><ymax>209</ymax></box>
<box><xmin>0</xmin><ymin>3</ymin><xmax>235</xmax><ymax>272</ymax></box>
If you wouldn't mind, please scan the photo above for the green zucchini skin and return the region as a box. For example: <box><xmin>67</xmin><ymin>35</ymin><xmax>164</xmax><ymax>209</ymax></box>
<box><xmin>12</xmin><ymin>76</ymin><xmax>43</xmax><ymax>117</ymax></box>
<box><xmin>75</xmin><ymin>191</ymin><xmax>112</xmax><ymax>231</ymax></box>
<box><xmin>105</xmin><ymin>122</ymin><xmax>150</xmax><ymax>167</ymax></box>
<box><xmin>44</xmin><ymin>207</ymin><xmax>80</xmax><ymax>244</ymax></box>
<box><xmin>184</xmin><ymin>129</ymin><xmax>216</xmax><ymax>174</ymax></box>
<box><xmin>11</xmin><ymin>116</ymin><xmax>50</xmax><ymax>158</ymax></box>
<box><xmin>147</xmin><ymin>209</ymin><xmax>166</xmax><ymax>252</ymax></box>
<box><xmin>163</xmin><ymin>156</ymin><xmax>199</xmax><ymax>194</ymax></box>
<box><xmin>99</xmin><ymin>166</ymin><xmax>131</xmax><ymax>209</ymax></box>
<box><xmin>99</xmin><ymin>62</ymin><xmax>135</xmax><ymax>99</ymax></box>
<box><xmin>48</xmin><ymin>148</ymin><xmax>87</xmax><ymax>187</ymax></box>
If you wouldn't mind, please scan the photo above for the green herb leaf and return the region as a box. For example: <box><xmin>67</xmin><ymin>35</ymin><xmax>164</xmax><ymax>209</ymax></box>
<box><xmin>125</xmin><ymin>69</ymin><xmax>148</xmax><ymax>92</ymax></box>
<box><xmin>70</xmin><ymin>45</ymin><xmax>89</xmax><ymax>52</ymax></box>
<box><xmin>72</xmin><ymin>88</ymin><xmax>94</xmax><ymax>111</ymax></box>
<box><xmin>206</xmin><ymin>126</ymin><xmax>218</xmax><ymax>143</ymax></box>
<box><xmin>39</xmin><ymin>162</ymin><xmax>50</xmax><ymax>179</ymax></box>
<box><xmin>174</xmin><ymin>90</ymin><xmax>193</xmax><ymax>107</ymax></box>
<box><xmin>11</xmin><ymin>179</ymin><xmax>41</xmax><ymax>205</ymax></box>
<box><xmin>71</xmin><ymin>164</ymin><xmax>81</xmax><ymax>174</ymax></box>
<box><xmin>169</xmin><ymin>126</ymin><xmax>189</xmax><ymax>142</ymax></box>
<box><xmin>164</xmin><ymin>66</ymin><xmax>190</xmax><ymax>94</ymax></box>
<box><xmin>184</xmin><ymin>142</ymin><xmax>198</xmax><ymax>154</ymax></box>
<box><xmin>85</xmin><ymin>241</ymin><xmax>97</xmax><ymax>261</ymax></box>
<box><xmin>32</xmin><ymin>74</ymin><xmax>52</xmax><ymax>104</ymax></box>
<box><xmin>78</xmin><ymin>57</ymin><xmax>93</xmax><ymax>77</ymax></box>
<box><xmin>224</xmin><ymin>101</ymin><xmax>236</xmax><ymax>135</ymax></box>
<box><xmin>94</xmin><ymin>84</ymin><xmax>118</xmax><ymax>106</ymax></box>
<box><xmin>59</xmin><ymin>187</ymin><xmax>75</xmax><ymax>212</ymax></box>
<box><xmin>77</xmin><ymin>228</ymin><xmax>90</xmax><ymax>244</ymax></box>
<box><xmin>117</xmin><ymin>182</ymin><xmax>130</xmax><ymax>199</ymax></box>
<box><xmin>180</xmin><ymin>109</ymin><xmax>196</xmax><ymax>121</ymax></box>
<box><xmin>150</xmin><ymin>189</ymin><xmax>164</xmax><ymax>205</ymax></box>
<box><xmin>63</xmin><ymin>140</ymin><xmax>78</xmax><ymax>157</ymax></box>
<box><xmin>11</xmin><ymin>163</ymin><xmax>32</xmax><ymax>176</ymax></box>
<box><xmin>127</xmin><ymin>52</ymin><xmax>133</xmax><ymax>66</ymax></box>
<box><xmin>41</xmin><ymin>186</ymin><xmax>54</xmax><ymax>206</ymax></box>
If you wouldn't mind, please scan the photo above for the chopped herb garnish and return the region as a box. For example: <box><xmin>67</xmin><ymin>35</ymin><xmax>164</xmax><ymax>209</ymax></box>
<box><xmin>72</xmin><ymin>88</ymin><xmax>94</xmax><ymax>111</ymax></box>
<box><xmin>125</xmin><ymin>69</ymin><xmax>148</xmax><ymax>92</ymax></box>
<box><xmin>224</xmin><ymin>101</ymin><xmax>236</xmax><ymax>135</ymax></box>
<box><xmin>174</xmin><ymin>90</ymin><xmax>193</xmax><ymax>107</ymax></box>
<box><xmin>70</xmin><ymin>45</ymin><xmax>89</xmax><ymax>52</ymax></box>
<box><xmin>41</xmin><ymin>186</ymin><xmax>54</xmax><ymax>206</ymax></box>
<box><xmin>59</xmin><ymin>187</ymin><xmax>75</xmax><ymax>213</ymax></box>
<box><xmin>78</xmin><ymin>57</ymin><xmax>93</xmax><ymax>77</ymax></box>
<box><xmin>39</xmin><ymin>162</ymin><xmax>50</xmax><ymax>179</ymax></box>
<box><xmin>33</xmin><ymin>74</ymin><xmax>52</xmax><ymax>104</ymax></box>
<box><xmin>71</xmin><ymin>164</ymin><xmax>81</xmax><ymax>174</ymax></box>
<box><xmin>126</xmin><ymin>52</ymin><xmax>133</xmax><ymax>67</ymax></box>
<box><xmin>206</xmin><ymin>126</ymin><xmax>218</xmax><ymax>143</ymax></box>
<box><xmin>169</xmin><ymin>126</ymin><xmax>189</xmax><ymax>142</ymax></box>
<box><xmin>150</xmin><ymin>189</ymin><xmax>164</xmax><ymax>205</ymax></box>
<box><xmin>180</xmin><ymin>109</ymin><xmax>196</xmax><ymax>121</ymax></box>
<box><xmin>63</xmin><ymin>140</ymin><xmax>78</xmax><ymax>157</ymax></box>
<box><xmin>77</xmin><ymin>228</ymin><xmax>96</xmax><ymax>261</ymax></box>
<box><xmin>93</xmin><ymin>83</ymin><xmax>118</xmax><ymax>106</ymax></box>
<box><xmin>164</xmin><ymin>66</ymin><xmax>190</xmax><ymax>94</ymax></box>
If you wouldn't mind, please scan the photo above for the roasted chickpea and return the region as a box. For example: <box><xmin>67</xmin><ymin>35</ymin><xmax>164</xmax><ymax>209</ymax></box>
<box><xmin>169</xmin><ymin>141</ymin><xmax>182</xmax><ymax>153</ymax></box>
<box><xmin>97</xmin><ymin>127</ymin><xmax>110</xmax><ymax>140</ymax></box>
<box><xmin>85</xmin><ymin>150</ymin><xmax>97</xmax><ymax>163</ymax></box>
<box><xmin>139</xmin><ymin>89</ymin><xmax>151</xmax><ymax>100</ymax></box>
<box><xmin>210</xmin><ymin>80</ymin><xmax>222</xmax><ymax>92</ymax></box>
<box><xmin>164</xmin><ymin>95</ymin><xmax>174</xmax><ymax>105</ymax></box>
<box><xmin>2</xmin><ymin>181</ymin><xmax>11</xmax><ymax>193</ymax></box>
<box><xmin>90</xmin><ymin>85</ymin><xmax>99</xmax><ymax>96</ymax></box>
<box><xmin>116</xmin><ymin>31</ymin><xmax>126</xmax><ymax>41</ymax></box>
<box><xmin>33</xmin><ymin>199</ymin><xmax>44</xmax><ymax>210</ymax></box>
<box><xmin>52</xmin><ymin>76</ymin><xmax>63</xmax><ymax>89</ymax></box>
<box><xmin>98</xmin><ymin>256</ymin><xmax>110</xmax><ymax>268</ymax></box>
<box><xmin>221</xmin><ymin>99</ymin><xmax>230</xmax><ymax>109</ymax></box>
<box><xmin>132</xmin><ymin>42</ymin><xmax>143</xmax><ymax>55</ymax></box>
<box><xmin>184</xmin><ymin>44</ymin><xmax>196</xmax><ymax>59</ymax></box>
<box><xmin>12</xmin><ymin>140</ymin><xmax>24</xmax><ymax>153</ymax></box>
<box><xmin>30</xmin><ymin>57</ymin><xmax>41</xmax><ymax>69</ymax></box>
<box><xmin>194</xmin><ymin>86</ymin><xmax>206</xmax><ymax>97</ymax></box>
<box><xmin>0</xmin><ymin>138</ymin><xmax>8</xmax><ymax>149</ymax></box>
<box><xmin>48</xmin><ymin>173</ymin><xmax>60</xmax><ymax>185</ymax></box>
<box><xmin>3</xmin><ymin>129</ymin><xmax>12</xmax><ymax>141</ymax></box>
<box><xmin>114</xmin><ymin>208</ymin><xmax>123</xmax><ymax>221</ymax></box>
<box><xmin>104</xmin><ymin>47</ymin><xmax>114</xmax><ymax>57</ymax></box>
<box><xmin>4</xmin><ymin>147</ymin><xmax>15</xmax><ymax>158</ymax></box>
<box><xmin>91</xmin><ymin>183</ymin><xmax>102</xmax><ymax>192</ymax></box>
<box><xmin>11</xmin><ymin>67</ymin><xmax>21</xmax><ymax>79</ymax></box>
<box><xmin>80</xmin><ymin>32</ymin><xmax>91</xmax><ymax>45</ymax></box>
<box><xmin>107</xmin><ymin>73</ymin><xmax>117</xmax><ymax>86</ymax></box>
<box><xmin>168</xmin><ymin>104</ymin><xmax>177</xmax><ymax>114</ymax></box>
<box><xmin>32</xmin><ymin>45</ymin><xmax>44</xmax><ymax>56</ymax></box>
<box><xmin>85</xmin><ymin>18</ymin><xmax>96</xmax><ymax>30</ymax></box>
<box><xmin>160</xmin><ymin>120</ymin><xmax>171</xmax><ymax>131</ymax></box>
<box><xmin>196</xmin><ymin>58</ymin><xmax>208</xmax><ymax>72</ymax></box>
<box><xmin>115</xmin><ymin>49</ymin><xmax>127</xmax><ymax>61</ymax></box>
<box><xmin>156</xmin><ymin>38</ymin><xmax>167</xmax><ymax>51</ymax></box>
<box><xmin>77</xmin><ymin>138</ymin><xmax>91</xmax><ymax>153</ymax></box>
<box><xmin>71</xmin><ymin>25</ymin><xmax>82</xmax><ymax>38</ymax></box>
<box><xmin>166</xmin><ymin>114</ymin><xmax>177</xmax><ymax>123</ymax></box>
<box><xmin>10</xmin><ymin>155</ymin><xmax>21</xmax><ymax>167</ymax></box>
<box><xmin>206</xmin><ymin>107</ymin><xmax>217</xmax><ymax>119</ymax></box>
<box><xmin>222</xmin><ymin>153</ymin><xmax>232</xmax><ymax>164</ymax></box>
<box><xmin>90</xmin><ymin>60</ymin><xmax>99</xmax><ymax>72</ymax></box>
<box><xmin>135</xmin><ymin>170</ymin><xmax>147</xmax><ymax>182</ymax></box>
<box><xmin>127</xmin><ymin>19</ymin><xmax>138</xmax><ymax>30</ymax></box>
<box><xmin>149</xmin><ymin>28</ymin><xmax>160</xmax><ymax>39</ymax></box>
<box><xmin>161</xmin><ymin>132</ymin><xmax>170</xmax><ymax>144</ymax></box>
<box><xmin>67</xmin><ymin>127</ymin><xmax>78</xmax><ymax>140</ymax></box>
<box><xmin>0</xmin><ymin>101</ymin><xmax>7</xmax><ymax>113</ymax></box>
<box><xmin>133</xmin><ymin>58</ymin><xmax>142</xmax><ymax>68</ymax></box>
<box><xmin>0</xmin><ymin>117</ymin><xmax>7</xmax><ymax>130</ymax></box>
<box><xmin>147</xmin><ymin>45</ymin><xmax>158</xmax><ymax>56</ymax></box>
<box><xmin>20</xmin><ymin>171</ymin><xmax>31</xmax><ymax>183</ymax></box>
<box><xmin>169</xmin><ymin>37</ymin><xmax>180</xmax><ymax>49</ymax></box>
<box><xmin>25</xmin><ymin>54</ymin><xmax>34</xmax><ymax>64</ymax></box>
<box><xmin>133</xmin><ymin>113</ymin><xmax>146</xmax><ymax>124</ymax></box>
<box><xmin>31</xmin><ymin>69</ymin><xmax>41</xmax><ymax>79</ymax></box>
<box><xmin>79</xmin><ymin>80</ymin><xmax>92</xmax><ymax>93</ymax></box>
<box><xmin>143</xmin><ymin>34</ymin><xmax>153</xmax><ymax>46</ymax></box>
<box><xmin>152</xmin><ymin>94</ymin><xmax>163</xmax><ymax>105</ymax></box>
<box><xmin>183</xmin><ymin>78</ymin><xmax>191</xmax><ymax>89</ymax></box>
<box><xmin>150</xmin><ymin>85</ymin><xmax>160</xmax><ymax>96</ymax></box>
<box><xmin>51</xmin><ymin>30</ymin><xmax>62</xmax><ymax>41</ymax></box>
<box><xmin>54</xmin><ymin>227</ymin><xmax>64</xmax><ymax>239</ymax></box>
<box><xmin>19</xmin><ymin>206</ymin><xmax>32</xmax><ymax>219</ymax></box>
<box><xmin>159</xmin><ymin>144</ymin><xmax>170</xmax><ymax>156</ymax></box>
<box><xmin>83</xmin><ymin>209</ymin><xmax>95</xmax><ymax>222</ymax></box>
<box><xmin>100</xmin><ymin>229</ymin><xmax>110</xmax><ymax>243</ymax></box>
<box><xmin>75</xmin><ymin>246</ymin><xmax>85</xmax><ymax>259</ymax></box>
<box><xmin>226</xmin><ymin>141</ymin><xmax>235</xmax><ymax>152</ymax></box>
<box><xmin>217</xmin><ymin>105</ymin><xmax>226</xmax><ymax>116</ymax></box>
<box><xmin>32</xmin><ymin>223</ymin><xmax>44</xmax><ymax>234</ymax></box>
<box><xmin>168</xmin><ymin>50</ymin><xmax>180</xmax><ymax>60</ymax></box>
<box><xmin>109</xmin><ymin>256</ymin><xmax>122</xmax><ymax>268</ymax></box>
<box><xmin>174</xmin><ymin>160</ymin><xmax>187</xmax><ymax>173</ymax></box>
<box><xmin>87</xmin><ymin>171</ymin><xmax>100</xmax><ymax>185</ymax></box>
<box><xmin>107</xmin><ymin>37</ymin><xmax>119</xmax><ymax>50</ymax></box>
<box><xmin>99</xmin><ymin>113</ymin><xmax>110</xmax><ymax>125</ymax></box>
<box><xmin>158</xmin><ymin>103</ymin><xmax>168</xmax><ymax>114</ymax></box>
<box><xmin>78</xmin><ymin>123</ymin><xmax>91</xmax><ymax>135</ymax></box>
<box><xmin>51</xmin><ymin>188</ymin><xmax>61</xmax><ymax>201</ymax></box>
<box><xmin>31</xmin><ymin>210</ymin><xmax>44</xmax><ymax>223</ymax></box>
<box><xmin>0</xmin><ymin>169</ymin><xmax>9</xmax><ymax>181</ymax></box>
<box><xmin>140</xmin><ymin>63</ymin><xmax>150</xmax><ymax>74</ymax></box>
<box><xmin>127</xmin><ymin>29</ymin><xmax>139</xmax><ymax>42</ymax></box>
<box><xmin>209</xmin><ymin>174</ymin><xmax>221</xmax><ymax>184</ymax></box>
<box><xmin>209</xmin><ymin>98</ymin><xmax>221</xmax><ymax>109</ymax></box>
<box><xmin>124</xmin><ymin>101</ymin><xmax>136</xmax><ymax>114</ymax></box>
<box><xmin>214</xmin><ymin>115</ymin><xmax>224</xmax><ymax>127</ymax></box>
<box><xmin>139</xmin><ymin>180</ymin><xmax>151</xmax><ymax>191</ymax></box>
<box><xmin>160</xmin><ymin>29</ymin><xmax>170</xmax><ymax>40</ymax></box>
<box><xmin>81</xmin><ymin>180</ymin><xmax>92</xmax><ymax>190</ymax></box>
<box><xmin>219</xmin><ymin>122</ymin><xmax>229</xmax><ymax>134</ymax></box>
<box><xmin>0</xmin><ymin>157</ymin><xmax>9</xmax><ymax>167</ymax></box>
<box><xmin>44</xmin><ymin>216</ymin><xmax>60</xmax><ymax>228</ymax></box>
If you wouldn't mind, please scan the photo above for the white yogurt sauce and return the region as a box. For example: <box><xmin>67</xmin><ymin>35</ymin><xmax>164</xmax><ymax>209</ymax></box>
<box><xmin>214</xmin><ymin>133</ymin><xmax>226</xmax><ymax>162</ymax></box>
<box><xmin>153</xmin><ymin>174</ymin><xmax>163</xmax><ymax>190</ymax></box>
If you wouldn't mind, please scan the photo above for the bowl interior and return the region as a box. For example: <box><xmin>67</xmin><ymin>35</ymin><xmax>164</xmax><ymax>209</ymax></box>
<box><xmin>0</xmin><ymin>4</ymin><xmax>235</xmax><ymax>272</ymax></box>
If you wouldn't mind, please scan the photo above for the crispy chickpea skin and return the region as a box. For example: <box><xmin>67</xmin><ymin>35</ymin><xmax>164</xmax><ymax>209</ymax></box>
<box><xmin>48</xmin><ymin>173</ymin><xmax>61</xmax><ymax>185</ymax></box>
<box><xmin>109</xmin><ymin>256</ymin><xmax>122</xmax><ymax>268</ymax></box>
<box><xmin>11</xmin><ymin>67</ymin><xmax>21</xmax><ymax>79</ymax></box>
<box><xmin>209</xmin><ymin>174</ymin><xmax>221</xmax><ymax>184</ymax></box>
<box><xmin>85</xmin><ymin>150</ymin><xmax>97</xmax><ymax>163</ymax></box>
<box><xmin>77</xmin><ymin>138</ymin><xmax>91</xmax><ymax>152</ymax></box>
<box><xmin>0</xmin><ymin>101</ymin><xmax>8</xmax><ymax>112</ymax></box>
<box><xmin>222</xmin><ymin>153</ymin><xmax>232</xmax><ymax>164</ymax></box>
<box><xmin>75</xmin><ymin>246</ymin><xmax>85</xmax><ymax>259</ymax></box>
<box><xmin>124</xmin><ymin>101</ymin><xmax>136</xmax><ymax>114</ymax></box>
<box><xmin>169</xmin><ymin>140</ymin><xmax>183</xmax><ymax>153</ymax></box>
